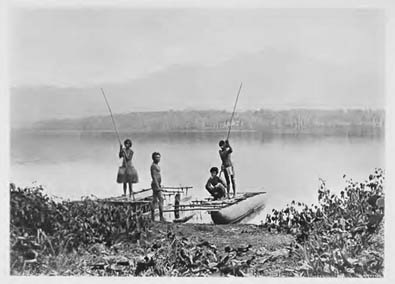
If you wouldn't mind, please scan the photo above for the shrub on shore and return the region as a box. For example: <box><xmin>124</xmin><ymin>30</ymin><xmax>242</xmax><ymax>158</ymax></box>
<box><xmin>263</xmin><ymin>168</ymin><xmax>385</xmax><ymax>277</ymax></box>
<box><xmin>10</xmin><ymin>186</ymin><xmax>149</xmax><ymax>274</ymax></box>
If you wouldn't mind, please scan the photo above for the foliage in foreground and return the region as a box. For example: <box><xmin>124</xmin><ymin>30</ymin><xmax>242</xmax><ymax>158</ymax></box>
<box><xmin>10</xmin><ymin>185</ymin><xmax>290</xmax><ymax>276</ymax></box>
<box><xmin>10</xmin><ymin>186</ymin><xmax>149</xmax><ymax>274</ymax></box>
<box><xmin>10</xmin><ymin>169</ymin><xmax>385</xmax><ymax>277</ymax></box>
<box><xmin>264</xmin><ymin>168</ymin><xmax>385</xmax><ymax>277</ymax></box>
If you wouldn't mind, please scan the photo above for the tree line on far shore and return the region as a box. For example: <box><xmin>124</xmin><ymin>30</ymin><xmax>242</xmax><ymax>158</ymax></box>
<box><xmin>31</xmin><ymin>109</ymin><xmax>385</xmax><ymax>133</ymax></box>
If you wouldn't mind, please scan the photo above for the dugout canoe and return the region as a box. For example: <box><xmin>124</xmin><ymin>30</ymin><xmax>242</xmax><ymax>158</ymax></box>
<box><xmin>209</xmin><ymin>192</ymin><xmax>267</xmax><ymax>224</ymax></box>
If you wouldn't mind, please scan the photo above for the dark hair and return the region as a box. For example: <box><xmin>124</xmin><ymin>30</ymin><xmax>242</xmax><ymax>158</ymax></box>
<box><xmin>152</xmin><ymin>152</ymin><xmax>161</xmax><ymax>160</ymax></box>
<box><xmin>124</xmin><ymin>139</ymin><xmax>132</xmax><ymax>145</ymax></box>
<box><xmin>219</xmin><ymin>140</ymin><xmax>225</xmax><ymax>147</ymax></box>
<box><xmin>210</xmin><ymin>167</ymin><xmax>219</xmax><ymax>174</ymax></box>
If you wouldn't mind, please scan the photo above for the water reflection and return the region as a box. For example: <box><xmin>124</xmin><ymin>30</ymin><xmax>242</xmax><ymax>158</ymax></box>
<box><xmin>10</xmin><ymin>129</ymin><xmax>384</xmax><ymax>224</ymax></box>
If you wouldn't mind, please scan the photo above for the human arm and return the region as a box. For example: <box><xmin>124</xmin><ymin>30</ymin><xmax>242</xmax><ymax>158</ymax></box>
<box><xmin>119</xmin><ymin>145</ymin><xmax>124</xmax><ymax>158</ymax></box>
<box><xmin>120</xmin><ymin>148</ymin><xmax>133</xmax><ymax>161</ymax></box>
<box><xmin>225</xmin><ymin>140</ymin><xmax>233</xmax><ymax>154</ymax></box>
<box><xmin>206</xmin><ymin>179</ymin><xmax>214</xmax><ymax>194</ymax></box>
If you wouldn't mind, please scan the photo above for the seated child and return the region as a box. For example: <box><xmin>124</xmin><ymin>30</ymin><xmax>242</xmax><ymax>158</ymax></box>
<box><xmin>205</xmin><ymin>167</ymin><xmax>227</xmax><ymax>200</ymax></box>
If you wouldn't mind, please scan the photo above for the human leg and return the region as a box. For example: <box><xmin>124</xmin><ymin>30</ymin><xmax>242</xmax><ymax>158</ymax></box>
<box><xmin>211</xmin><ymin>189</ymin><xmax>220</xmax><ymax>200</ymax></box>
<box><xmin>226</xmin><ymin>167</ymin><xmax>236</xmax><ymax>197</ymax></box>
<box><xmin>224</xmin><ymin>170</ymin><xmax>230</xmax><ymax>198</ymax></box>
<box><xmin>151</xmin><ymin>193</ymin><xmax>158</xmax><ymax>221</ymax></box>
<box><xmin>157</xmin><ymin>191</ymin><xmax>164</xmax><ymax>221</ymax></box>
<box><xmin>216</xmin><ymin>183</ymin><xmax>227</xmax><ymax>199</ymax></box>
<box><xmin>128</xmin><ymin>182</ymin><xmax>135</xmax><ymax>200</ymax></box>
<box><xmin>231</xmin><ymin>175</ymin><xmax>236</xmax><ymax>197</ymax></box>
<box><xmin>123</xmin><ymin>183</ymin><xmax>127</xmax><ymax>196</ymax></box>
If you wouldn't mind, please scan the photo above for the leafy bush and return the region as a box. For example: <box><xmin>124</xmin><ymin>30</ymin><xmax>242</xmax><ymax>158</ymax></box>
<box><xmin>263</xmin><ymin>168</ymin><xmax>385</xmax><ymax>277</ymax></box>
<box><xmin>10</xmin><ymin>184</ymin><xmax>150</xmax><ymax>274</ymax></box>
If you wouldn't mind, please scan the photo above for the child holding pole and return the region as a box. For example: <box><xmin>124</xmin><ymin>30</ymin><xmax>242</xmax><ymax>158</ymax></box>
<box><xmin>219</xmin><ymin>139</ymin><xmax>236</xmax><ymax>198</ymax></box>
<box><xmin>117</xmin><ymin>139</ymin><xmax>139</xmax><ymax>200</ymax></box>
<box><xmin>218</xmin><ymin>82</ymin><xmax>242</xmax><ymax>198</ymax></box>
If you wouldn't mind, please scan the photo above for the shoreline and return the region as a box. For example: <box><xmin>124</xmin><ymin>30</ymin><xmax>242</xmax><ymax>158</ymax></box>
<box><xmin>10</xmin><ymin>168</ymin><xmax>385</xmax><ymax>277</ymax></box>
<box><xmin>11</xmin><ymin>127</ymin><xmax>384</xmax><ymax>136</ymax></box>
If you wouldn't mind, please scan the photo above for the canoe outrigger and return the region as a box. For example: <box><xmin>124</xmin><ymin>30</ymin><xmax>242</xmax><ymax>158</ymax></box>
<box><xmin>165</xmin><ymin>191</ymin><xmax>267</xmax><ymax>224</ymax></box>
<box><xmin>97</xmin><ymin>186</ymin><xmax>193</xmax><ymax>217</ymax></box>
<box><xmin>96</xmin><ymin>186</ymin><xmax>267</xmax><ymax>225</ymax></box>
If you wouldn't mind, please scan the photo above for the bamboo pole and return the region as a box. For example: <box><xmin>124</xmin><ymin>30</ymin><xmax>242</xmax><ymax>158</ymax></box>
<box><xmin>132</xmin><ymin>186</ymin><xmax>193</xmax><ymax>195</ymax></box>
<box><xmin>226</xmin><ymin>82</ymin><xmax>243</xmax><ymax>141</ymax></box>
<box><xmin>101</xmin><ymin>88</ymin><xmax>122</xmax><ymax>145</ymax></box>
<box><xmin>162</xmin><ymin>207</ymin><xmax>222</xmax><ymax>213</ymax></box>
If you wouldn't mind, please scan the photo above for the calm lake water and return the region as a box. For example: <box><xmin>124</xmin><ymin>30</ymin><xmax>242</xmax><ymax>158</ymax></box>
<box><xmin>10</xmin><ymin>130</ymin><xmax>385</xmax><ymax>224</ymax></box>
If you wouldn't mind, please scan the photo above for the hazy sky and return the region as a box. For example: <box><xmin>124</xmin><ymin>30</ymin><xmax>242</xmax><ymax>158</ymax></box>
<box><xmin>10</xmin><ymin>8</ymin><xmax>383</xmax><ymax>87</ymax></box>
<box><xmin>9</xmin><ymin>6</ymin><xmax>385</xmax><ymax>125</ymax></box>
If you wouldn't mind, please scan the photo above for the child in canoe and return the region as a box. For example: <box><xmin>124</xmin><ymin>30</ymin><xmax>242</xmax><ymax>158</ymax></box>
<box><xmin>117</xmin><ymin>139</ymin><xmax>139</xmax><ymax>200</ymax></box>
<box><xmin>205</xmin><ymin>167</ymin><xmax>227</xmax><ymax>200</ymax></box>
<box><xmin>219</xmin><ymin>139</ymin><xmax>236</xmax><ymax>198</ymax></box>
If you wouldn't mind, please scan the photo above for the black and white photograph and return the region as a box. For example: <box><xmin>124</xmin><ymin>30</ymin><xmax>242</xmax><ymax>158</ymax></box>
<box><xmin>2</xmin><ymin>0</ymin><xmax>394</xmax><ymax>279</ymax></box>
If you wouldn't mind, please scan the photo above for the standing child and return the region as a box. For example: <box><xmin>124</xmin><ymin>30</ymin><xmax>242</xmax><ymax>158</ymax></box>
<box><xmin>219</xmin><ymin>139</ymin><xmax>236</xmax><ymax>198</ymax></box>
<box><xmin>117</xmin><ymin>139</ymin><xmax>139</xmax><ymax>200</ymax></box>
<box><xmin>150</xmin><ymin>152</ymin><xmax>164</xmax><ymax>222</ymax></box>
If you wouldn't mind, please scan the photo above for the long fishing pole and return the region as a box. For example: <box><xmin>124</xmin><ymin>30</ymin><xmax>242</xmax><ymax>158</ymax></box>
<box><xmin>101</xmin><ymin>88</ymin><xmax>122</xmax><ymax>145</ymax></box>
<box><xmin>226</xmin><ymin>82</ymin><xmax>243</xmax><ymax>141</ymax></box>
<box><xmin>219</xmin><ymin>82</ymin><xmax>243</xmax><ymax>180</ymax></box>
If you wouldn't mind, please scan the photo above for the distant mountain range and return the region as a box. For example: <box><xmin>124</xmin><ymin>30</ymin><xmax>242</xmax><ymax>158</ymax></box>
<box><xmin>30</xmin><ymin>109</ymin><xmax>385</xmax><ymax>133</ymax></box>
<box><xmin>11</xmin><ymin>48</ymin><xmax>383</xmax><ymax>128</ymax></box>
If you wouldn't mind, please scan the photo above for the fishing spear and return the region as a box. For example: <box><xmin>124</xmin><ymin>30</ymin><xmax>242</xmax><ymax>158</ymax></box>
<box><xmin>226</xmin><ymin>82</ymin><xmax>243</xmax><ymax>141</ymax></box>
